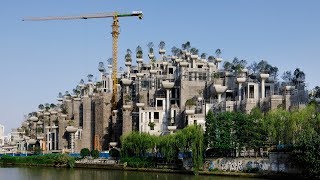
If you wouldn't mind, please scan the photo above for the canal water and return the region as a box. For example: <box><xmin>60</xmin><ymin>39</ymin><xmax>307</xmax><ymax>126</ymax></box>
<box><xmin>0</xmin><ymin>167</ymin><xmax>267</xmax><ymax>180</ymax></box>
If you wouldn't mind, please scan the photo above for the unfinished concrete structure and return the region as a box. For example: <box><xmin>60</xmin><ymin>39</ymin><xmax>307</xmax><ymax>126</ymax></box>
<box><xmin>12</xmin><ymin>42</ymin><xmax>309</xmax><ymax>153</ymax></box>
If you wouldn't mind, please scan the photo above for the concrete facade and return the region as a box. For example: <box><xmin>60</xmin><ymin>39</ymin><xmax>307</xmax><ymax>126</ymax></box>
<box><xmin>10</xmin><ymin>46</ymin><xmax>309</xmax><ymax>153</ymax></box>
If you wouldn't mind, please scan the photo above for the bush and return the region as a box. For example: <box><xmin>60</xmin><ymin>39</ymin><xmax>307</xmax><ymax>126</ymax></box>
<box><xmin>80</xmin><ymin>148</ymin><xmax>90</xmax><ymax>158</ymax></box>
<box><xmin>91</xmin><ymin>150</ymin><xmax>100</xmax><ymax>159</ymax></box>
<box><xmin>109</xmin><ymin>148</ymin><xmax>120</xmax><ymax>158</ymax></box>
<box><xmin>121</xmin><ymin>157</ymin><xmax>156</xmax><ymax>168</ymax></box>
<box><xmin>0</xmin><ymin>154</ymin><xmax>75</xmax><ymax>168</ymax></box>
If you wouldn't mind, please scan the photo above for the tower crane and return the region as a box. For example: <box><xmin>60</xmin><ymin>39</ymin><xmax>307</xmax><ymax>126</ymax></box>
<box><xmin>23</xmin><ymin>11</ymin><xmax>143</xmax><ymax>109</ymax></box>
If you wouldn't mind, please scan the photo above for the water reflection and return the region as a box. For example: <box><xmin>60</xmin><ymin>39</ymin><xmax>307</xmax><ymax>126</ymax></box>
<box><xmin>0</xmin><ymin>167</ymin><xmax>266</xmax><ymax>180</ymax></box>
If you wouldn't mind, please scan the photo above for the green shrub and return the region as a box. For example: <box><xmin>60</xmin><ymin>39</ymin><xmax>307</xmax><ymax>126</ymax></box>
<box><xmin>80</xmin><ymin>148</ymin><xmax>90</xmax><ymax>158</ymax></box>
<box><xmin>109</xmin><ymin>148</ymin><xmax>120</xmax><ymax>158</ymax></box>
<box><xmin>91</xmin><ymin>150</ymin><xmax>100</xmax><ymax>159</ymax></box>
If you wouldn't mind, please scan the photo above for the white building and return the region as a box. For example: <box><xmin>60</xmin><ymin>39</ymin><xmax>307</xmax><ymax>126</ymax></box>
<box><xmin>0</xmin><ymin>124</ymin><xmax>4</xmax><ymax>146</ymax></box>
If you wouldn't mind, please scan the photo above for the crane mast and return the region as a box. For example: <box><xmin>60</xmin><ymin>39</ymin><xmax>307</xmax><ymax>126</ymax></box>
<box><xmin>111</xmin><ymin>14</ymin><xmax>119</xmax><ymax>109</ymax></box>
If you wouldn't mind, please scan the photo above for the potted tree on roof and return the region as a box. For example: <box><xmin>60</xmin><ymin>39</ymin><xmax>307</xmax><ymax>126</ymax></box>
<box><xmin>98</xmin><ymin>62</ymin><xmax>105</xmax><ymax>73</ymax></box>
<box><xmin>171</xmin><ymin>46</ymin><xmax>179</xmax><ymax>60</ymax></box>
<box><xmin>181</xmin><ymin>41</ymin><xmax>191</xmax><ymax>55</ymax></box>
<box><xmin>215</xmin><ymin>49</ymin><xmax>222</xmax><ymax>64</ymax></box>
<box><xmin>125</xmin><ymin>49</ymin><xmax>132</xmax><ymax>62</ymax></box>
<box><xmin>107</xmin><ymin>58</ymin><xmax>113</xmax><ymax>69</ymax></box>
<box><xmin>57</xmin><ymin>92</ymin><xmax>63</xmax><ymax>101</ymax></box>
<box><xmin>147</xmin><ymin>42</ymin><xmax>154</xmax><ymax>59</ymax></box>
<box><xmin>200</xmin><ymin>53</ymin><xmax>207</xmax><ymax>61</ymax></box>
<box><xmin>208</xmin><ymin>56</ymin><xmax>215</xmax><ymax>62</ymax></box>
<box><xmin>158</xmin><ymin>41</ymin><xmax>166</xmax><ymax>57</ymax></box>
<box><xmin>190</xmin><ymin>47</ymin><xmax>199</xmax><ymax>59</ymax></box>
<box><xmin>87</xmin><ymin>74</ymin><xmax>93</xmax><ymax>83</ymax></box>
<box><xmin>79</xmin><ymin>79</ymin><xmax>85</xmax><ymax>87</ymax></box>
<box><xmin>38</xmin><ymin>104</ymin><xmax>44</xmax><ymax>112</ymax></box>
<box><xmin>136</xmin><ymin>45</ymin><xmax>143</xmax><ymax>63</ymax></box>
<box><xmin>185</xmin><ymin>98</ymin><xmax>196</xmax><ymax>115</ymax></box>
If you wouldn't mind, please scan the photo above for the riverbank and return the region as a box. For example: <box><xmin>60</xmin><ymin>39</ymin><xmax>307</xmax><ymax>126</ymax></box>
<box><xmin>0</xmin><ymin>155</ymin><xmax>305</xmax><ymax>179</ymax></box>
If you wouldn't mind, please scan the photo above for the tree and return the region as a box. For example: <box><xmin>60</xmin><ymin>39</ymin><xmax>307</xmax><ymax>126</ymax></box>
<box><xmin>109</xmin><ymin>148</ymin><xmax>120</xmax><ymax>158</ymax></box>
<box><xmin>80</xmin><ymin>148</ymin><xmax>90</xmax><ymax>158</ymax></box>
<box><xmin>171</xmin><ymin>46</ymin><xmax>180</xmax><ymax>56</ymax></box>
<box><xmin>159</xmin><ymin>41</ymin><xmax>165</xmax><ymax>50</ymax></box>
<box><xmin>208</xmin><ymin>56</ymin><xmax>215</xmax><ymax>62</ymax></box>
<box><xmin>147</xmin><ymin>42</ymin><xmax>154</xmax><ymax>54</ymax></box>
<box><xmin>190</xmin><ymin>47</ymin><xmax>199</xmax><ymax>55</ymax></box>
<box><xmin>281</xmin><ymin>71</ymin><xmax>293</xmax><ymax>83</ymax></box>
<box><xmin>91</xmin><ymin>149</ymin><xmax>100</xmax><ymax>159</ymax></box>
<box><xmin>98</xmin><ymin>62</ymin><xmax>105</xmax><ymax>72</ymax></box>
<box><xmin>182</xmin><ymin>41</ymin><xmax>191</xmax><ymax>51</ymax></box>
<box><xmin>38</xmin><ymin>104</ymin><xmax>44</xmax><ymax>110</ymax></box>
<box><xmin>125</xmin><ymin>49</ymin><xmax>132</xmax><ymax>61</ymax></box>
<box><xmin>87</xmin><ymin>74</ymin><xmax>93</xmax><ymax>82</ymax></box>
<box><xmin>293</xmin><ymin>68</ymin><xmax>305</xmax><ymax>84</ymax></box>
<box><xmin>200</xmin><ymin>53</ymin><xmax>207</xmax><ymax>59</ymax></box>
<box><xmin>136</xmin><ymin>46</ymin><xmax>143</xmax><ymax>58</ymax></box>
<box><xmin>215</xmin><ymin>49</ymin><xmax>221</xmax><ymax>58</ymax></box>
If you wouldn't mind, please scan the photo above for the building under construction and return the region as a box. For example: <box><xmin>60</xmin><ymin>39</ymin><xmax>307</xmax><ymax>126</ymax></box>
<box><xmin>10</xmin><ymin>42</ymin><xmax>309</xmax><ymax>154</ymax></box>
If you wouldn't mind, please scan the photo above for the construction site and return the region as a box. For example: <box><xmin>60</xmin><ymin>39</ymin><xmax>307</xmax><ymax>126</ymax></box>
<box><xmin>4</xmin><ymin>11</ymin><xmax>309</xmax><ymax>154</ymax></box>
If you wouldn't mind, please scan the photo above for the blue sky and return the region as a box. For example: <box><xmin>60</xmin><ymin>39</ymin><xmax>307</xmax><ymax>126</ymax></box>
<box><xmin>0</xmin><ymin>0</ymin><xmax>319</xmax><ymax>133</ymax></box>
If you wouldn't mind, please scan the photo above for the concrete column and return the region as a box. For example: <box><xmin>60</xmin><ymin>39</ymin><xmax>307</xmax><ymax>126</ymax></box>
<box><xmin>260</xmin><ymin>74</ymin><xmax>269</xmax><ymax>99</ymax></box>
<box><xmin>82</xmin><ymin>96</ymin><xmax>92</xmax><ymax>150</ymax></box>
<box><xmin>73</xmin><ymin>98</ymin><xmax>81</xmax><ymax>126</ymax></box>
<box><xmin>218</xmin><ymin>93</ymin><xmax>222</xmax><ymax>103</ymax></box>
<box><xmin>122</xmin><ymin>105</ymin><xmax>133</xmax><ymax>135</ymax></box>
<box><xmin>70</xmin><ymin>133</ymin><xmax>75</xmax><ymax>153</ymax></box>
<box><xmin>261</xmin><ymin>79</ymin><xmax>265</xmax><ymax>99</ymax></box>
<box><xmin>238</xmin><ymin>83</ymin><xmax>242</xmax><ymax>101</ymax></box>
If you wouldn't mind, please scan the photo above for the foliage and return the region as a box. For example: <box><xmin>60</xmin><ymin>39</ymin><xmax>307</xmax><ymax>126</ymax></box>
<box><xmin>80</xmin><ymin>148</ymin><xmax>90</xmax><ymax>158</ymax></box>
<box><xmin>109</xmin><ymin>148</ymin><xmax>120</xmax><ymax>158</ymax></box>
<box><xmin>310</xmin><ymin>86</ymin><xmax>320</xmax><ymax>98</ymax></box>
<box><xmin>0</xmin><ymin>154</ymin><xmax>75</xmax><ymax>168</ymax></box>
<box><xmin>215</xmin><ymin>49</ymin><xmax>221</xmax><ymax>57</ymax></box>
<box><xmin>136</xmin><ymin>46</ymin><xmax>143</xmax><ymax>58</ymax></box>
<box><xmin>159</xmin><ymin>41</ymin><xmax>165</xmax><ymax>50</ymax></box>
<box><xmin>190</xmin><ymin>48</ymin><xmax>199</xmax><ymax>55</ymax></box>
<box><xmin>147</xmin><ymin>42</ymin><xmax>154</xmax><ymax>54</ymax></box>
<box><xmin>91</xmin><ymin>150</ymin><xmax>100</xmax><ymax>159</ymax></box>
<box><xmin>121</xmin><ymin>157</ymin><xmax>156</xmax><ymax>168</ymax></box>
<box><xmin>181</xmin><ymin>41</ymin><xmax>191</xmax><ymax>51</ymax></box>
<box><xmin>248</xmin><ymin>60</ymin><xmax>278</xmax><ymax>78</ymax></box>
<box><xmin>120</xmin><ymin>125</ymin><xmax>203</xmax><ymax>173</ymax></box>
<box><xmin>223</xmin><ymin>57</ymin><xmax>247</xmax><ymax>72</ymax></box>
<box><xmin>200</xmin><ymin>53</ymin><xmax>207</xmax><ymax>59</ymax></box>
<box><xmin>185</xmin><ymin>98</ymin><xmax>196</xmax><ymax>108</ymax></box>
<box><xmin>208</xmin><ymin>56</ymin><xmax>215</xmax><ymax>62</ymax></box>
<box><xmin>125</xmin><ymin>49</ymin><xmax>132</xmax><ymax>61</ymax></box>
<box><xmin>171</xmin><ymin>46</ymin><xmax>180</xmax><ymax>56</ymax></box>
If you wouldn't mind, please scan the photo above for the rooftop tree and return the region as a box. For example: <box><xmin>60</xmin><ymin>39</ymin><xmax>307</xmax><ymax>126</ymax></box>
<box><xmin>147</xmin><ymin>42</ymin><xmax>154</xmax><ymax>54</ymax></box>
<box><xmin>136</xmin><ymin>46</ymin><xmax>143</xmax><ymax>58</ymax></box>
<box><xmin>215</xmin><ymin>49</ymin><xmax>221</xmax><ymax>58</ymax></box>
<box><xmin>159</xmin><ymin>41</ymin><xmax>166</xmax><ymax>50</ymax></box>
<box><xmin>98</xmin><ymin>62</ymin><xmax>105</xmax><ymax>73</ymax></box>
<box><xmin>208</xmin><ymin>56</ymin><xmax>215</xmax><ymax>62</ymax></box>
<box><xmin>200</xmin><ymin>53</ymin><xmax>207</xmax><ymax>59</ymax></box>
<box><xmin>190</xmin><ymin>47</ymin><xmax>199</xmax><ymax>55</ymax></box>
<box><xmin>182</xmin><ymin>41</ymin><xmax>191</xmax><ymax>51</ymax></box>
<box><xmin>125</xmin><ymin>49</ymin><xmax>132</xmax><ymax>62</ymax></box>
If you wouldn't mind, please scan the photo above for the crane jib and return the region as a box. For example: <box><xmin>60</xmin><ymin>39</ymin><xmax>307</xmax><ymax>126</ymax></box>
<box><xmin>117</xmin><ymin>13</ymin><xmax>141</xmax><ymax>17</ymax></box>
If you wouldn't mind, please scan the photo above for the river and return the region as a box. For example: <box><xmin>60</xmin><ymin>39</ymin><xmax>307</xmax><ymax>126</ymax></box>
<box><xmin>0</xmin><ymin>167</ymin><xmax>268</xmax><ymax>180</ymax></box>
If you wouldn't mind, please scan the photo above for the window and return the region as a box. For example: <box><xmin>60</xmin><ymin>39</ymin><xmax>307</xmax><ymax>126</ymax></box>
<box><xmin>154</xmin><ymin>112</ymin><xmax>159</xmax><ymax>119</ymax></box>
<box><xmin>157</xmin><ymin>100</ymin><xmax>163</xmax><ymax>107</ymax></box>
<box><xmin>169</xmin><ymin>68</ymin><xmax>173</xmax><ymax>74</ymax></box>
<box><xmin>249</xmin><ymin>85</ymin><xmax>254</xmax><ymax>98</ymax></box>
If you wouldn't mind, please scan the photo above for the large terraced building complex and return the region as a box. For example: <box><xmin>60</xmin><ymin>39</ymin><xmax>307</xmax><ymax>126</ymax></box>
<box><xmin>8</xmin><ymin>43</ymin><xmax>308</xmax><ymax>153</ymax></box>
